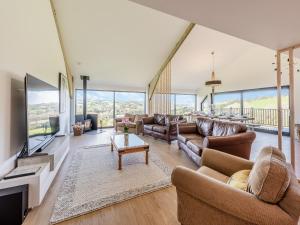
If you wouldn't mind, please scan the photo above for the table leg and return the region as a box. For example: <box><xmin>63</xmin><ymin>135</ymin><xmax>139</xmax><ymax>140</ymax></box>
<box><xmin>145</xmin><ymin>150</ymin><xmax>149</xmax><ymax>165</ymax></box>
<box><xmin>118</xmin><ymin>153</ymin><xmax>122</xmax><ymax>170</ymax></box>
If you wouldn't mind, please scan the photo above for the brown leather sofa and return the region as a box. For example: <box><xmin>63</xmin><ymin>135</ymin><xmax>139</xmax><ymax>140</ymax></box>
<box><xmin>177</xmin><ymin>117</ymin><xmax>256</xmax><ymax>165</ymax></box>
<box><xmin>142</xmin><ymin>114</ymin><xmax>186</xmax><ymax>144</ymax></box>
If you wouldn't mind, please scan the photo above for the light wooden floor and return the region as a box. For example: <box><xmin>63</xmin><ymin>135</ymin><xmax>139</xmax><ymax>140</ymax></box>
<box><xmin>23</xmin><ymin>130</ymin><xmax>300</xmax><ymax>225</ymax></box>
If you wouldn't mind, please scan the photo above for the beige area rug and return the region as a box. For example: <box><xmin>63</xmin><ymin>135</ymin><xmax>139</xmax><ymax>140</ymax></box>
<box><xmin>50</xmin><ymin>145</ymin><xmax>172</xmax><ymax>224</ymax></box>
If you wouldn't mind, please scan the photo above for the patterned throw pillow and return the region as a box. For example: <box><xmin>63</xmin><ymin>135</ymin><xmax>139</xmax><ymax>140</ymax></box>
<box><xmin>154</xmin><ymin>114</ymin><xmax>165</xmax><ymax>125</ymax></box>
<box><xmin>227</xmin><ymin>170</ymin><xmax>251</xmax><ymax>191</ymax></box>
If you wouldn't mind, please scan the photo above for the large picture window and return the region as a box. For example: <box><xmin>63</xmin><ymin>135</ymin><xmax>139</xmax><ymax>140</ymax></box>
<box><xmin>75</xmin><ymin>89</ymin><xmax>146</xmax><ymax>128</ymax></box>
<box><xmin>86</xmin><ymin>91</ymin><xmax>114</xmax><ymax>127</ymax></box>
<box><xmin>175</xmin><ymin>94</ymin><xmax>196</xmax><ymax>115</ymax></box>
<box><xmin>213</xmin><ymin>86</ymin><xmax>290</xmax><ymax>129</ymax></box>
<box><xmin>214</xmin><ymin>92</ymin><xmax>241</xmax><ymax>115</ymax></box>
<box><xmin>115</xmin><ymin>92</ymin><xmax>145</xmax><ymax>117</ymax></box>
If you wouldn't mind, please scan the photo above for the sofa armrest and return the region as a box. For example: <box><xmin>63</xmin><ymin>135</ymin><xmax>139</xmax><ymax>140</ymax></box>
<box><xmin>135</xmin><ymin>120</ymin><xmax>143</xmax><ymax>134</ymax></box>
<box><xmin>166</xmin><ymin>121</ymin><xmax>178</xmax><ymax>135</ymax></box>
<box><xmin>115</xmin><ymin>118</ymin><xmax>123</xmax><ymax>122</ymax></box>
<box><xmin>204</xmin><ymin>132</ymin><xmax>256</xmax><ymax>147</ymax></box>
<box><xmin>203</xmin><ymin>132</ymin><xmax>256</xmax><ymax>159</ymax></box>
<box><xmin>114</xmin><ymin>117</ymin><xmax>123</xmax><ymax>129</ymax></box>
<box><xmin>142</xmin><ymin>116</ymin><xmax>154</xmax><ymax>125</ymax></box>
<box><xmin>172</xmin><ymin>166</ymin><xmax>294</xmax><ymax>225</ymax></box>
<box><xmin>201</xmin><ymin>148</ymin><xmax>253</xmax><ymax>176</ymax></box>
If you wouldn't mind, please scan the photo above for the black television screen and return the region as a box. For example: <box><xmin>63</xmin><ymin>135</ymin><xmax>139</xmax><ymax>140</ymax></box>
<box><xmin>25</xmin><ymin>74</ymin><xmax>60</xmax><ymax>155</ymax></box>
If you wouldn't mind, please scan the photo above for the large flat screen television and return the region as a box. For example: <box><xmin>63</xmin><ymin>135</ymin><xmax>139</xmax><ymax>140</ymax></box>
<box><xmin>24</xmin><ymin>74</ymin><xmax>60</xmax><ymax>156</ymax></box>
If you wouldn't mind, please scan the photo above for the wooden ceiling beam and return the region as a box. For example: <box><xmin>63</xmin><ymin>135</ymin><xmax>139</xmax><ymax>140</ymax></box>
<box><xmin>148</xmin><ymin>23</ymin><xmax>195</xmax><ymax>100</ymax></box>
<box><xmin>50</xmin><ymin>0</ymin><xmax>74</xmax><ymax>98</ymax></box>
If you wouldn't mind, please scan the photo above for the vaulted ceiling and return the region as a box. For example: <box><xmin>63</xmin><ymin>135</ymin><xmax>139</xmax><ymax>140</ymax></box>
<box><xmin>53</xmin><ymin>0</ymin><xmax>299</xmax><ymax>93</ymax></box>
<box><xmin>53</xmin><ymin>0</ymin><xmax>188</xmax><ymax>91</ymax></box>
<box><xmin>130</xmin><ymin>0</ymin><xmax>300</xmax><ymax>51</ymax></box>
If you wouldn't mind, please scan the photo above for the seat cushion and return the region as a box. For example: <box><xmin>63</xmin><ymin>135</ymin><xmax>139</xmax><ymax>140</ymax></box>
<box><xmin>186</xmin><ymin>138</ymin><xmax>204</xmax><ymax>155</ymax></box>
<box><xmin>144</xmin><ymin>124</ymin><xmax>154</xmax><ymax>131</ymax></box>
<box><xmin>212</xmin><ymin>120</ymin><xmax>247</xmax><ymax>136</ymax></box>
<box><xmin>248</xmin><ymin>146</ymin><xmax>290</xmax><ymax>204</ymax></box>
<box><xmin>197</xmin><ymin>166</ymin><xmax>229</xmax><ymax>183</ymax></box>
<box><xmin>196</xmin><ymin>117</ymin><xmax>214</xmax><ymax>136</ymax></box>
<box><xmin>177</xmin><ymin>134</ymin><xmax>202</xmax><ymax>144</ymax></box>
<box><xmin>227</xmin><ymin>170</ymin><xmax>251</xmax><ymax>191</ymax></box>
<box><xmin>116</xmin><ymin>122</ymin><xmax>136</xmax><ymax>128</ymax></box>
<box><xmin>152</xmin><ymin>125</ymin><xmax>167</xmax><ymax>134</ymax></box>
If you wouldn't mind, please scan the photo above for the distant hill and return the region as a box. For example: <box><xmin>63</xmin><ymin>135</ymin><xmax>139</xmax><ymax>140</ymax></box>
<box><xmin>217</xmin><ymin>96</ymin><xmax>289</xmax><ymax>109</ymax></box>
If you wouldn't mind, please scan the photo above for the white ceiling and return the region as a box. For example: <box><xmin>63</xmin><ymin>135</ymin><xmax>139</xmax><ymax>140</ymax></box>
<box><xmin>171</xmin><ymin>25</ymin><xmax>261</xmax><ymax>93</ymax></box>
<box><xmin>130</xmin><ymin>0</ymin><xmax>300</xmax><ymax>51</ymax></box>
<box><xmin>53</xmin><ymin>0</ymin><xmax>299</xmax><ymax>94</ymax></box>
<box><xmin>53</xmin><ymin>0</ymin><xmax>188</xmax><ymax>91</ymax></box>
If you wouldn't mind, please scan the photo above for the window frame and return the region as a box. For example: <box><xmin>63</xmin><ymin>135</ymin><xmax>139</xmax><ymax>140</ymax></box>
<box><xmin>213</xmin><ymin>85</ymin><xmax>290</xmax><ymax>114</ymax></box>
<box><xmin>172</xmin><ymin>93</ymin><xmax>197</xmax><ymax>115</ymax></box>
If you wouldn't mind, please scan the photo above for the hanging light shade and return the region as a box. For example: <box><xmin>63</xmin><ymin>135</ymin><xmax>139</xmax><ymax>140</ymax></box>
<box><xmin>205</xmin><ymin>51</ymin><xmax>222</xmax><ymax>87</ymax></box>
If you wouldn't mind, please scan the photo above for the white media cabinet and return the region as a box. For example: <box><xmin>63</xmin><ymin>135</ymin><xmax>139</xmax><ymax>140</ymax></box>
<box><xmin>0</xmin><ymin>135</ymin><xmax>69</xmax><ymax>208</ymax></box>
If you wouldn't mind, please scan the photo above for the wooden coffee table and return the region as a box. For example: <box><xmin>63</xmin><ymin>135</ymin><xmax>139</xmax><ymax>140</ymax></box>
<box><xmin>110</xmin><ymin>133</ymin><xmax>149</xmax><ymax>170</ymax></box>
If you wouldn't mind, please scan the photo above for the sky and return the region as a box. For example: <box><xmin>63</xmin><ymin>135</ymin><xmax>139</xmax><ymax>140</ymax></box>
<box><xmin>28</xmin><ymin>91</ymin><xmax>59</xmax><ymax>105</ymax></box>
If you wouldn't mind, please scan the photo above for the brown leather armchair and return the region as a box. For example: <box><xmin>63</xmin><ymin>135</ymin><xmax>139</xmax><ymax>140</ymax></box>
<box><xmin>177</xmin><ymin>117</ymin><xmax>256</xmax><ymax>165</ymax></box>
<box><xmin>114</xmin><ymin>113</ymin><xmax>148</xmax><ymax>134</ymax></box>
<box><xmin>172</xmin><ymin>148</ymin><xmax>300</xmax><ymax>225</ymax></box>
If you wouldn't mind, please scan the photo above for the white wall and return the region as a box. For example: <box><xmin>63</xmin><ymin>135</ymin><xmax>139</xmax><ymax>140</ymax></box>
<box><xmin>0</xmin><ymin>0</ymin><xmax>67</xmax><ymax>176</ymax></box>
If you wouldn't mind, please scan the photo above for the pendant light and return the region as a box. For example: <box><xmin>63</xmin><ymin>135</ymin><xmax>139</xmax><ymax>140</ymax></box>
<box><xmin>205</xmin><ymin>51</ymin><xmax>222</xmax><ymax>87</ymax></box>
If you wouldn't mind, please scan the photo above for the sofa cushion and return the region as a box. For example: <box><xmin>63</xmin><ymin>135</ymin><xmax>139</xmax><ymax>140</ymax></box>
<box><xmin>248</xmin><ymin>146</ymin><xmax>290</xmax><ymax>204</ymax></box>
<box><xmin>154</xmin><ymin>114</ymin><xmax>165</xmax><ymax>125</ymax></box>
<box><xmin>152</xmin><ymin>125</ymin><xmax>167</xmax><ymax>134</ymax></box>
<box><xmin>197</xmin><ymin>166</ymin><xmax>229</xmax><ymax>183</ymax></box>
<box><xmin>279</xmin><ymin>164</ymin><xmax>300</xmax><ymax>219</ymax></box>
<box><xmin>186</xmin><ymin>138</ymin><xmax>204</xmax><ymax>155</ymax></box>
<box><xmin>134</xmin><ymin>114</ymin><xmax>148</xmax><ymax>123</ymax></box>
<box><xmin>144</xmin><ymin>124</ymin><xmax>154</xmax><ymax>131</ymax></box>
<box><xmin>227</xmin><ymin>170</ymin><xmax>251</xmax><ymax>191</ymax></box>
<box><xmin>212</xmin><ymin>120</ymin><xmax>247</xmax><ymax>136</ymax></box>
<box><xmin>196</xmin><ymin>117</ymin><xmax>214</xmax><ymax>136</ymax></box>
<box><xmin>177</xmin><ymin>133</ymin><xmax>202</xmax><ymax>144</ymax></box>
<box><xmin>124</xmin><ymin>113</ymin><xmax>136</xmax><ymax>122</ymax></box>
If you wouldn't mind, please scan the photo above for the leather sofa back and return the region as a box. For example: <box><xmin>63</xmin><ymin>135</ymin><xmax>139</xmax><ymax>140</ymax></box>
<box><xmin>212</xmin><ymin>120</ymin><xmax>247</xmax><ymax>136</ymax></box>
<box><xmin>196</xmin><ymin>117</ymin><xmax>214</xmax><ymax>136</ymax></box>
<box><xmin>196</xmin><ymin>117</ymin><xmax>247</xmax><ymax>137</ymax></box>
<box><xmin>153</xmin><ymin>114</ymin><xmax>185</xmax><ymax>125</ymax></box>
